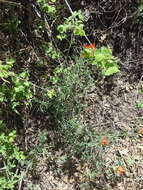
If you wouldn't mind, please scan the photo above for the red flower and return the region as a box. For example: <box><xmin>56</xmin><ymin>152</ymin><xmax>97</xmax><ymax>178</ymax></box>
<box><xmin>116</xmin><ymin>166</ymin><xmax>126</xmax><ymax>175</ymax></box>
<box><xmin>101</xmin><ymin>136</ymin><xmax>108</xmax><ymax>146</ymax></box>
<box><xmin>82</xmin><ymin>43</ymin><xmax>96</xmax><ymax>58</ymax></box>
<box><xmin>84</xmin><ymin>43</ymin><xmax>96</xmax><ymax>50</ymax></box>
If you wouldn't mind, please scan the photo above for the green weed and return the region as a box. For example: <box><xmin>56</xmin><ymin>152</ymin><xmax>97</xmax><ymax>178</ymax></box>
<box><xmin>82</xmin><ymin>46</ymin><xmax>120</xmax><ymax>76</ymax></box>
<box><xmin>48</xmin><ymin>60</ymin><xmax>93</xmax><ymax>120</ymax></box>
<box><xmin>0</xmin><ymin>120</ymin><xmax>25</xmax><ymax>190</ymax></box>
<box><xmin>44</xmin><ymin>42</ymin><xmax>61</xmax><ymax>60</ymax></box>
<box><xmin>0</xmin><ymin>59</ymin><xmax>33</xmax><ymax>113</ymax></box>
<box><xmin>57</xmin><ymin>10</ymin><xmax>85</xmax><ymax>40</ymax></box>
<box><xmin>37</xmin><ymin>0</ymin><xmax>57</xmax><ymax>16</ymax></box>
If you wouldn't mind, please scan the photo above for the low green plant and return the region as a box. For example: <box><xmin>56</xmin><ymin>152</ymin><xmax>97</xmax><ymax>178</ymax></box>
<box><xmin>44</xmin><ymin>61</ymin><xmax>114</xmax><ymax>175</ymax></box>
<box><xmin>134</xmin><ymin>0</ymin><xmax>143</xmax><ymax>24</ymax></box>
<box><xmin>22</xmin><ymin>132</ymin><xmax>50</xmax><ymax>188</ymax></box>
<box><xmin>137</xmin><ymin>101</ymin><xmax>143</xmax><ymax>108</ymax></box>
<box><xmin>57</xmin><ymin>10</ymin><xmax>85</xmax><ymax>40</ymax></box>
<box><xmin>48</xmin><ymin>60</ymin><xmax>93</xmax><ymax>119</ymax></box>
<box><xmin>37</xmin><ymin>0</ymin><xmax>57</xmax><ymax>16</ymax></box>
<box><xmin>10</xmin><ymin>71</ymin><xmax>33</xmax><ymax>111</ymax></box>
<box><xmin>28</xmin><ymin>132</ymin><xmax>49</xmax><ymax>157</ymax></box>
<box><xmin>59</xmin><ymin>118</ymin><xmax>96</xmax><ymax>159</ymax></box>
<box><xmin>138</xmin><ymin>0</ymin><xmax>143</xmax><ymax>16</ymax></box>
<box><xmin>47</xmin><ymin>89</ymin><xmax>56</xmax><ymax>99</ymax></box>
<box><xmin>0</xmin><ymin>58</ymin><xmax>14</xmax><ymax>82</ymax></box>
<box><xmin>0</xmin><ymin>120</ymin><xmax>25</xmax><ymax>190</ymax></box>
<box><xmin>0</xmin><ymin>59</ymin><xmax>33</xmax><ymax>113</ymax></box>
<box><xmin>31</xmin><ymin>52</ymin><xmax>119</xmax><ymax>185</ymax></box>
<box><xmin>82</xmin><ymin>46</ymin><xmax>120</xmax><ymax>76</ymax></box>
<box><xmin>44</xmin><ymin>42</ymin><xmax>61</xmax><ymax>60</ymax></box>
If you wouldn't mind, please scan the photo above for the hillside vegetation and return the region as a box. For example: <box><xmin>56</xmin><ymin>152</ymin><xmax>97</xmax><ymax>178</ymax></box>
<box><xmin>0</xmin><ymin>0</ymin><xmax>143</xmax><ymax>189</ymax></box>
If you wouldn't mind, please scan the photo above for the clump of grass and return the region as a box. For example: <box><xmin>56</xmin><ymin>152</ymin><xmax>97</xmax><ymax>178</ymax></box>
<box><xmin>47</xmin><ymin>59</ymin><xmax>94</xmax><ymax>120</ymax></box>
<box><xmin>37</xmin><ymin>59</ymin><xmax>119</xmax><ymax>184</ymax></box>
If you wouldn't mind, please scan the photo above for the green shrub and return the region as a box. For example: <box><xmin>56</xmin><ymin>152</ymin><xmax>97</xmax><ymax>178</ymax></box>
<box><xmin>0</xmin><ymin>59</ymin><xmax>33</xmax><ymax>113</ymax></box>
<box><xmin>82</xmin><ymin>46</ymin><xmax>120</xmax><ymax>76</ymax></box>
<box><xmin>37</xmin><ymin>0</ymin><xmax>57</xmax><ymax>16</ymax></box>
<box><xmin>44</xmin><ymin>42</ymin><xmax>61</xmax><ymax>60</ymax></box>
<box><xmin>49</xmin><ymin>60</ymin><xmax>93</xmax><ymax>119</ymax></box>
<box><xmin>0</xmin><ymin>120</ymin><xmax>25</xmax><ymax>189</ymax></box>
<box><xmin>57</xmin><ymin>10</ymin><xmax>85</xmax><ymax>40</ymax></box>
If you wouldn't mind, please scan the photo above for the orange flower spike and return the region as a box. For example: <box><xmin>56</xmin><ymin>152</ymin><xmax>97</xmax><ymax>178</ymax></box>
<box><xmin>82</xmin><ymin>43</ymin><xmax>96</xmax><ymax>58</ymax></box>
<box><xmin>101</xmin><ymin>136</ymin><xmax>108</xmax><ymax>146</ymax></box>
<box><xmin>116</xmin><ymin>166</ymin><xmax>126</xmax><ymax>176</ymax></box>
<box><xmin>84</xmin><ymin>43</ymin><xmax>96</xmax><ymax>50</ymax></box>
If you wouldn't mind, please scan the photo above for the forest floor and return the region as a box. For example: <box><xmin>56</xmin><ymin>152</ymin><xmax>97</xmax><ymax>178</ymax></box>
<box><xmin>0</xmin><ymin>0</ymin><xmax>143</xmax><ymax>190</ymax></box>
<box><xmin>22</xmin><ymin>56</ymin><xmax>143</xmax><ymax>190</ymax></box>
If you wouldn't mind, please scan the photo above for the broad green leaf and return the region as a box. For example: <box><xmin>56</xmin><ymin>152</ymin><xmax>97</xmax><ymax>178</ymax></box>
<box><xmin>6</xmin><ymin>58</ymin><xmax>16</xmax><ymax>65</ymax></box>
<box><xmin>102</xmin><ymin>66</ymin><xmax>119</xmax><ymax>76</ymax></box>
